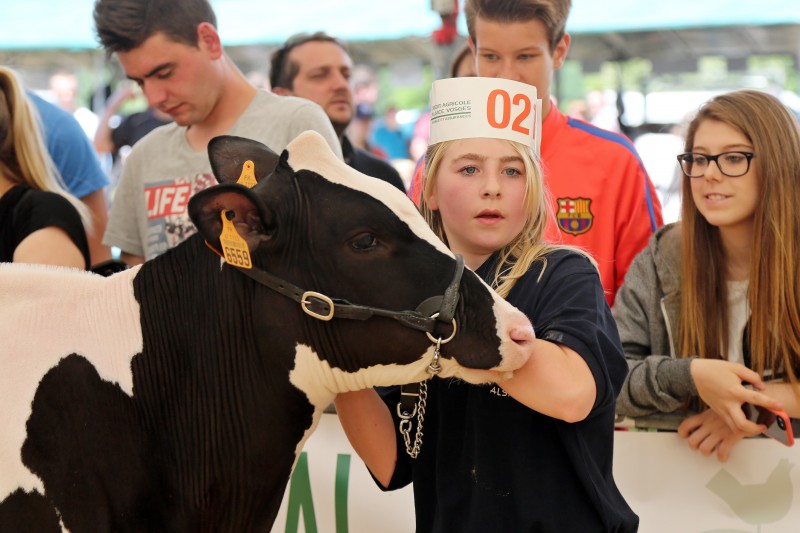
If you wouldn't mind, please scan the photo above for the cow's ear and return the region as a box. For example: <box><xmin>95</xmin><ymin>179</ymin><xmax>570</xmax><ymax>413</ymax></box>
<box><xmin>208</xmin><ymin>135</ymin><xmax>280</xmax><ymax>185</ymax></box>
<box><xmin>188</xmin><ymin>185</ymin><xmax>272</xmax><ymax>253</ymax></box>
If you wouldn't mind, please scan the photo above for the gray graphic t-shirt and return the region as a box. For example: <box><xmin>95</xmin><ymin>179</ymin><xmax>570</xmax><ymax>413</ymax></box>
<box><xmin>104</xmin><ymin>90</ymin><xmax>341</xmax><ymax>260</ymax></box>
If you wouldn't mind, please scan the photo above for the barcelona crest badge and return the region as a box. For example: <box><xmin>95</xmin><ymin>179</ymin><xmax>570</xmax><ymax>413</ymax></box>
<box><xmin>556</xmin><ymin>197</ymin><xmax>593</xmax><ymax>236</ymax></box>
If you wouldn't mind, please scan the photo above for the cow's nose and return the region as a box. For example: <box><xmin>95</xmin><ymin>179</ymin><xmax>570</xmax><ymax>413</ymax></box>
<box><xmin>509</xmin><ymin>324</ymin><xmax>535</xmax><ymax>345</ymax></box>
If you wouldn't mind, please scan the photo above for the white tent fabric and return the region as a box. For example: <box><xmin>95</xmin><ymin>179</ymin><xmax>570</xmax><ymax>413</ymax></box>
<box><xmin>0</xmin><ymin>0</ymin><xmax>442</xmax><ymax>50</ymax></box>
<box><xmin>3</xmin><ymin>0</ymin><xmax>800</xmax><ymax>66</ymax></box>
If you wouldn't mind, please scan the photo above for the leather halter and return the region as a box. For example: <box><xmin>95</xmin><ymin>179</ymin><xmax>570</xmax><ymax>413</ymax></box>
<box><xmin>233</xmin><ymin>255</ymin><xmax>464</xmax><ymax>335</ymax></box>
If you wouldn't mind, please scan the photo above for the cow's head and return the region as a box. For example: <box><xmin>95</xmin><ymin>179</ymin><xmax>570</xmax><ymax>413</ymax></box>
<box><xmin>188</xmin><ymin>132</ymin><xmax>533</xmax><ymax>405</ymax></box>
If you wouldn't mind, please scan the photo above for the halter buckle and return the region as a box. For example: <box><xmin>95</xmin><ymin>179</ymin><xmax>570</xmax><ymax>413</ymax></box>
<box><xmin>301</xmin><ymin>291</ymin><xmax>335</xmax><ymax>321</ymax></box>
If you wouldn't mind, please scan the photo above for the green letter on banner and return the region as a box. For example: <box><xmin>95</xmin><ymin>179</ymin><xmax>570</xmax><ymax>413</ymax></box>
<box><xmin>335</xmin><ymin>454</ymin><xmax>351</xmax><ymax>533</ymax></box>
<box><xmin>285</xmin><ymin>452</ymin><xmax>318</xmax><ymax>533</ymax></box>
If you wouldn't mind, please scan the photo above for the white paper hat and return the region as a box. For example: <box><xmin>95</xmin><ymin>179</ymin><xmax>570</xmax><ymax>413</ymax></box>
<box><xmin>428</xmin><ymin>77</ymin><xmax>542</xmax><ymax>154</ymax></box>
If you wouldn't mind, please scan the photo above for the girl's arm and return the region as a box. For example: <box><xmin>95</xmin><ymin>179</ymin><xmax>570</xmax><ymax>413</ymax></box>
<box><xmin>500</xmin><ymin>339</ymin><xmax>595</xmax><ymax>422</ymax></box>
<box><xmin>612</xmin><ymin>231</ymin><xmax>697</xmax><ymax>418</ymax></box>
<box><xmin>13</xmin><ymin>227</ymin><xmax>86</xmax><ymax>269</ymax></box>
<box><xmin>334</xmin><ymin>389</ymin><xmax>397</xmax><ymax>488</ymax></box>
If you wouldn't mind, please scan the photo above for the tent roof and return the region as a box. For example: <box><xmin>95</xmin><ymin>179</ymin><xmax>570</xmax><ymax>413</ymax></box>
<box><xmin>3</xmin><ymin>0</ymin><xmax>800</xmax><ymax>67</ymax></box>
<box><xmin>1</xmin><ymin>0</ymin><xmax>443</xmax><ymax>51</ymax></box>
<box><xmin>566</xmin><ymin>1</ymin><xmax>800</xmax><ymax>66</ymax></box>
<box><xmin>567</xmin><ymin>0</ymin><xmax>800</xmax><ymax>33</ymax></box>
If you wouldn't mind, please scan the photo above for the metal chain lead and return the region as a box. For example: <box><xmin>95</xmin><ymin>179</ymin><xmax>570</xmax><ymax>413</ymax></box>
<box><xmin>400</xmin><ymin>379</ymin><xmax>428</xmax><ymax>458</ymax></box>
<box><xmin>399</xmin><ymin>339</ymin><xmax>442</xmax><ymax>459</ymax></box>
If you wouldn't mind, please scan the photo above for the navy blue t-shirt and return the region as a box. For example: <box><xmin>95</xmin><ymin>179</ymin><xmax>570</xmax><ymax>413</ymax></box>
<box><xmin>379</xmin><ymin>249</ymin><xmax>638</xmax><ymax>533</ymax></box>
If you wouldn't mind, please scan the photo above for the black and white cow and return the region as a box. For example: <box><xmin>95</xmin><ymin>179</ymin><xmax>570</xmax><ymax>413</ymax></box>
<box><xmin>0</xmin><ymin>131</ymin><xmax>535</xmax><ymax>532</ymax></box>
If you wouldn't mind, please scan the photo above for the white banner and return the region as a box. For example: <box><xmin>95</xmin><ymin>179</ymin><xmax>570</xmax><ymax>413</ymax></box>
<box><xmin>615</xmin><ymin>430</ymin><xmax>800</xmax><ymax>533</ymax></box>
<box><xmin>270</xmin><ymin>414</ymin><xmax>414</xmax><ymax>533</ymax></box>
<box><xmin>271</xmin><ymin>414</ymin><xmax>800</xmax><ymax>533</ymax></box>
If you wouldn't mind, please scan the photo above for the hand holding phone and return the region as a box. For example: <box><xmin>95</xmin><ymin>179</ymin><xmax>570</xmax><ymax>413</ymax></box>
<box><xmin>742</xmin><ymin>402</ymin><xmax>795</xmax><ymax>446</ymax></box>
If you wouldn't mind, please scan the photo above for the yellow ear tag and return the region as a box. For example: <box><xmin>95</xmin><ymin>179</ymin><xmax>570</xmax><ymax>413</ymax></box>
<box><xmin>219</xmin><ymin>210</ymin><xmax>252</xmax><ymax>269</ymax></box>
<box><xmin>236</xmin><ymin>160</ymin><xmax>258</xmax><ymax>189</ymax></box>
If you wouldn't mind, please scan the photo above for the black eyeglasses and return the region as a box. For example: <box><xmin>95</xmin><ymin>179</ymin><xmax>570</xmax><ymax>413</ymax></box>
<box><xmin>676</xmin><ymin>151</ymin><xmax>755</xmax><ymax>178</ymax></box>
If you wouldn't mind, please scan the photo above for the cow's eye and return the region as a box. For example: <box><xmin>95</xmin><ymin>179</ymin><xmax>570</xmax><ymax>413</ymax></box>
<box><xmin>351</xmin><ymin>233</ymin><xmax>378</xmax><ymax>250</ymax></box>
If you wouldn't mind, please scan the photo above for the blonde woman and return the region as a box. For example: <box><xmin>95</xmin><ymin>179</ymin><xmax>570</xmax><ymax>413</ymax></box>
<box><xmin>614</xmin><ymin>90</ymin><xmax>800</xmax><ymax>461</ymax></box>
<box><xmin>336</xmin><ymin>77</ymin><xmax>636</xmax><ymax>532</ymax></box>
<box><xmin>0</xmin><ymin>66</ymin><xmax>90</xmax><ymax>269</ymax></box>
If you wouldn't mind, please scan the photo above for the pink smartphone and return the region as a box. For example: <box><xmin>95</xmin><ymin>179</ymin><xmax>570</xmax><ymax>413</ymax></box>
<box><xmin>743</xmin><ymin>402</ymin><xmax>795</xmax><ymax>447</ymax></box>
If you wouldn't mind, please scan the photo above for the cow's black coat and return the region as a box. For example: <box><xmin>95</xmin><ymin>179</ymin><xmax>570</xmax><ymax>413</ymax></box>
<box><xmin>0</xmin><ymin>133</ymin><xmax>514</xmax><ymax>531</ymax></box>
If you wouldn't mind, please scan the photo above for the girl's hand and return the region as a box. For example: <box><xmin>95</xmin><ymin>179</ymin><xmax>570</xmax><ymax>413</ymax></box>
<box><xmin>690</xmin><ymin>358</ymin><xmax>782</xmax><ymax>434</ymax></box>
<box><xmin>677</xmin><ymin>409</ymin><xmax>746</xmax><ymax>462</ymax></box>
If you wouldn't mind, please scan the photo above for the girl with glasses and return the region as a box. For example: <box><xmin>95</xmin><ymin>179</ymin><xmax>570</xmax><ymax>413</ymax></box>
<box><xmin>613</xmin><ymin>89</ymin><xmax>800</xmax><ymax>461</ymax></box>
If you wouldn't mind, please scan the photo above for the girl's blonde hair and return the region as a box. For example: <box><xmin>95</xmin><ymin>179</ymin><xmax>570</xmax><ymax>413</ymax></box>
<box><xmin>679</xmin><ymin>89</ymin><xmax>800</xmax><ymax>385</ymax></box>
<box><xmin>0</xmin><ymin>66</ymin><xmax>89</xmax><ymax>226</ymax></box>
<box><xmin>420</xmin><ymin>138</ymin><xmax>590</xmax><ymax>298</ymax></box>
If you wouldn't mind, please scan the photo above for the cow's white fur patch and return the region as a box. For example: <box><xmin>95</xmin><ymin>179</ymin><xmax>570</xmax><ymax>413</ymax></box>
<box><xmin>286</xmin><ymin>328</ymin><xmax>525</xmax><ymax>409</ymax></box>
<box><xmin>286</xmin><ymin>131</ymin><xmax>453</xmax><ymax>258</ymax></box>
<box><xmin>288</xmin><ymin>344</ymin><xmax>437</xmax><ymax>408</ymax></box>
<box><xmin>284</xmin><ymin>345</ymin><xmax>497</xmax><ymax>474</ymax></box>
<box><xmin>0</xmin><ymin>264</ymin><xmax>143</xmax><ymax>501</ymax></box>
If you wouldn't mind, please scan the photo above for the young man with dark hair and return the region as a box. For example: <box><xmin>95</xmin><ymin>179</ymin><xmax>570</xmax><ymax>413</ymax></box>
<box><xmin>410</xmin><ymin>0</ymin><xmax>662</xmax><ymax>306</ymax></box>
<box><xmin>93</xmin><ymin>0</ymin><xmax>341</xmax><ymax>264</ymax></box>
<box><xmin>270</xmin><ymin>32</ymin><xmax>406</xmax><ymax>192</ymax></box>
